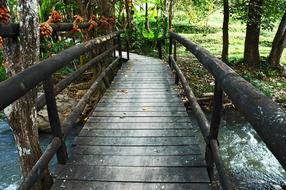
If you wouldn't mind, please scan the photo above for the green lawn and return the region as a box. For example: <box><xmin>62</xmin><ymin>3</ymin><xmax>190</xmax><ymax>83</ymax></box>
<box><xmin>176</xmin><ymin>11</ymin><xmax>286</xmax><ymax>66</ymax></box>
<box><xmin>174</xmin><ymin>11</ymin><xmax>286</xmax><ymax>104</ymax></box>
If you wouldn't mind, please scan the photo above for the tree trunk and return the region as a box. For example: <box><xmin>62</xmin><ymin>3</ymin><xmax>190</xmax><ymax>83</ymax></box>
<box><xmin>222</xmin><ymin>0</ymin><xmax>229</xmax><ymax>63</ymax></box>
<box><xmin>145</xmin><ymin>2</ymin><xmax>149</xmax><ymax>31</ymax></box>
<box><xmin>244</xmin><ymin>0</ymin><xmax>263</xmax><ymax>67</ymax></box>
<box><xmin>2</xmin><ymin>0</ymin><xmax>53</xmax><ymax>189</ymax></box>
<box><xmin>269</xmin><ymin>10</ymin><xmax>286</xmax><ymax>68</ymax></box>
<box><xmin>168</xmin><ymin>0</ymin><xmax>174</xmax><ymax>31</ymax></box>
<box><xmin>162</xmin><ymin>0</ymin><xmax>168</xmax><ymax>39</ymax></box>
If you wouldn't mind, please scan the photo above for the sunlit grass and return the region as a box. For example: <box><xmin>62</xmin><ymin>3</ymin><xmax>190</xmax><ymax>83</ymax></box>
<box><xmin>174</xmin><ymin>10</ymin><xmax>286</xmax><ymax>102</ymax></box>
<box><xmin>175</xmin><ymin>10</ymin><xmax>286</xmax><ymax>66</ymax></box>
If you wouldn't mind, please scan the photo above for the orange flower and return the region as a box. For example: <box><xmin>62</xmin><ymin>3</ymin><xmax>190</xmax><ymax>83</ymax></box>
<box><xmin>0</xmin><ymin>7</ymin><xmax>10</xmax><ymax>24</ymax></box>
<box><xmin>101</xmin><ymin>16</ymin><xmax>108</xmax><ymax>29</ymax></box>
<box><xmin>50</xmin><ymin>10</ymin><xmax>62</xmax><ymax>23</ymax></box>
<box><xmin>40</xmin><ymin>22</ymin><xmax>53</xmax><ymax>38</ymax></box>
<box><xmin>71</xmin><ymin>15</ymin><xmax>84</xmax><ymax>33</ymax></box>
<box><xmin>88</xmin><ymin>15</ymin><xmax>97</xmax><ymax>31</ymax></box>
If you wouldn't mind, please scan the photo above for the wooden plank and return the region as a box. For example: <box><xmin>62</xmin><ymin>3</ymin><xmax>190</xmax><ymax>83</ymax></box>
<box><xmin>56</xmin><ymin>165</ymin><xmax>210</xmax><ymax>183</ymax></box>
<box><xmin>117</xmin><ymin>73</ymin><xmax>173</xmax><ymax>79</ymax></box>
<box><xmin>93</xmin><ymin>106</ymin><xmax>186</xmax><ymax>112</ymax></box>
<box><xmin>67</xmin><ymin>155</ymin><xmax>206</xmax><ymax>167</ymax></box>
<box><xmin>72</xmin><ymin>145</ymin><xmax>202</xmax><ymax>156</ymax></box>
<box><xmin>87</xmin><ymin>116</ymin><xmax>192</xmax><ymax>123</ymax></box>
<box><xmin>52</xmin><ymin>54</ymin><xmax>211</xmax><ymax>190</ymax></box>
<box><xmin>113</xmin><ymin>77</ymin><xmax>174</xmax><ymax>81</ymax></box>
<box><xmin>52</xmin><ymin>180</ymin><xmax>211</xmax><ymax>190</ymax></box>
<box><xmin>111</xmin><ymin>81</ymin><xmax>175</xmax><ymax>85</ymax></box>
<box><xmin>119</xmin><ymin>69</ymin><xmax>172</xmax><ymax>72</ymax></box>
<box><xmin>104</xmin><ymin>91</ymin><xmax>179</xmax><ymax>95</ymax></box>
<box><xmin>74</xmin><ymin>137</ymin><xmax>197</xmax><ymax>146</ymax></box>
<box><xmin>109</xmin><ymin>86</ymin><xmax>177</xmax><ymax>90</ymax></box>
<box><xmin>99</xmin><ymin>99</ymin><xmax>182</xmax><ymax>103</ymax></box>
<box><xmin>83</xmin><ymin>122</ymin><xmax>194</xmax><ymax>129</ymax></box>
<box><xmin>79</xmin><ymin>129</ymin><xmax>195</xmax><ymax>137</ymax></box>
<box><xmin>101</xmin><ymin>94</ymin><xmax>180</xmax><ymax>99</ymax></box>
<box><xmin>92</xmin><ymin>111</ymin><xmax>188</xmax><ymax>117</ymax></box>
<box><xmin>96</xmin><ymin>102</ymin><xmax>184</xmax><ymax>107</ymax></box>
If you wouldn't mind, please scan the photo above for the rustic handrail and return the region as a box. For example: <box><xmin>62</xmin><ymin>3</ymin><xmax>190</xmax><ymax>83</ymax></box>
<box><xmin>0</xmin><ymin>31</ymin><xmax>123</xmax><ymax>110</ymax></box>
<box><xmin>18</xmin><ymin>56</ymin><xmax>122</xmax><ymax>190</ymax></box>
<box><xmin>0</xmin><ymin>22</ymin><xmax>101</xmax><ymax>37</ymax></box>
<box><xmin>36</xmin><ymin>45</ymin><xmax>118</xmax><ymax>111</ymax></box>
<box><xmin>0</xmin><ymin>31</ymin><xmax>125</xmax><ymax>190</ymax></box>
<box><xmin>169</xmin><ymin>32</ymin><xmax>286</xmax><ymax>189</ymax></box>
<box><xmin>169</xmin><ymin>55</ymin><xmax>232</xmax><ymax>189</ymax></box>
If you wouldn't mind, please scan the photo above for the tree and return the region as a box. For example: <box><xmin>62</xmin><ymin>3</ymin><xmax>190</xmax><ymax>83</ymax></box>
<box><xmin>244</xmin><ymin>0</ymin><xmax>263</xmax><ymax>67</ymax></box>
<box><xmin>222</xmin><ymin>0</ymin><xmax>229</xmax><ymax>63</ymax></box>
<box><xmin>2</xmin><ymin>0</ymin><xmax>53</xmax><ymax>189</ymax></box>
<box><xmin>269</xmin><ymin>10</ymin><xmax>286</xmax><ymax>69</ymax></box>
<box><xmin>168</xmin><ymin>0</ymin><xmax>174</xmax><ymax>30</ymax></box>
<box><xmin>231</xmin><ymin>0</ymin><xmax>286</xmax><ymax>67</ymax></box>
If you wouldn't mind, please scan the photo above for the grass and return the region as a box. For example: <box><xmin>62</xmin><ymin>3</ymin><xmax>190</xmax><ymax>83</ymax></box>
<box><xmin>174</xmin><ymin>10</ymin><xmax>286</xmax><ymax>105</ymax></box>
<box><xmin>177</xmin><ymin>11</ymin><xmax>286</xmax><ymax>65</ymax></box>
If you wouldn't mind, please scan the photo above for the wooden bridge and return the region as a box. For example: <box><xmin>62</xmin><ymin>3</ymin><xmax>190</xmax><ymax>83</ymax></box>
<box><xmin>0</xmin><ymin>31</ymin><xmax>286</xmax><ymax>190</ymax></box>
<box><xmin>52</xmin><ymin>54</ymin><xmax>210</xmax><ymax>189</ymax></box>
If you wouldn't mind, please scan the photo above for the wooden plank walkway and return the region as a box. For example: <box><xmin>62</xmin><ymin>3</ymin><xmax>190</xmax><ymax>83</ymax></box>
<box><xmin>52</xmin><ymin>54</ymin><xmax>211</xmax><ymax>190</ymax></box>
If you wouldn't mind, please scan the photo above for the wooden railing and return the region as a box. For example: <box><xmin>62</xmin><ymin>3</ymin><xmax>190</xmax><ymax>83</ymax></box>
<box><xmin>0</xmin><ymin>31</ymin><xmax>127</xmax><ymax>190</ymax></box>
<box><xmin>168</xmin><ymin>32</ymin><xmax>286</xmax><ymax>189</ymax></box>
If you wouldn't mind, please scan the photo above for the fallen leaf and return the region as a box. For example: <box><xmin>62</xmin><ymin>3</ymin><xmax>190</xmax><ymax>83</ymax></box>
<box><xmin>142</xmin><ymin>107</ymin><xmax>149</xmax><ymax>111</ymax></box>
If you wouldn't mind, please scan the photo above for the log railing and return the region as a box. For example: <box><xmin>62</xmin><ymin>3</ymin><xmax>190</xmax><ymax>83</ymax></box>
<box><xmin>0</xmin><ymin>30</ymin><xmax>127</xmax><ymax>190</ymax></box>
<box><xmin>168</xmin><ymin>32</ymin><xmax>286</xmax><ymax>190</ymax></box>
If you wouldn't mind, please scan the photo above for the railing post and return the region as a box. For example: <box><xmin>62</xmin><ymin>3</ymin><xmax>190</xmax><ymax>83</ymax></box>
<box><xmin>157</xmin><ymin>39</ymin><xmax>162</xmax><ymax>59</ymax></box>
<box><xmin>206</xmin><ymin>79</ymin><xmax>224</xmax><ymax>183</ymax></box>
<box><xmin>118</xmin><ymin>34</ymin><xmax>123</xmax><ymax>64</ymax></box>
<box><xmin>168</xmin><ymin>36</ymin><xmax>173</xmax><ymax>68</ymax></box>
<box><xmin>124</xmin><ymin>0</ymin><xmax>131</xmax><ymax>60</ymax></box>
<box><xmin>172</xmin><ymin>40</ymin><xmax>179</xmax><ymax>84</ymax></box>
<box><xmin>113</xmin><ymin>38</ymin><xmax>116</xmax><ymax>58</ymax></box>
<box><xmin>43</xmin><ymin>76</ymin><xmax>68</xmax><ymax>164</ymax></box>
<box><xmin>103</xmin><ymin>75</ymin><xmax>110</xmax><ymax>88</ymax></box>
<box><xmin>125</xmin><ymin>31</ymin><xmax>130</xmax><ymax>60</ymax></box>
<box><xmin>174</xmin><ymin>41</ymin><xmax>177</xmax><ymax>61</ymax></box>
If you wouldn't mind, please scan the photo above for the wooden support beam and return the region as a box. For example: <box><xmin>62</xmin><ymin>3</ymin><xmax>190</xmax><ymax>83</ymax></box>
<box><xmin>43</xmin><ymin>76</ymin><xmax>68</xmax><ymax>164</ymax></box>
<box><xmin>169</xmin><ymin>55</ymin><xmax>232</xmax><ymax>190</ymax></box>
<box><xmin>62</xmin><ymin>57</ymin><xmax>121</xmax><ymax>138</ymax></box>
<box><xmin>36</xmin><ymin>45</ymin><xmax>117</xmax><ymax>111</ymax></box>
<box><xmin>18</xmin><ymin>56</ymin><xmax>121</xmax><ymax>190</ymax></box>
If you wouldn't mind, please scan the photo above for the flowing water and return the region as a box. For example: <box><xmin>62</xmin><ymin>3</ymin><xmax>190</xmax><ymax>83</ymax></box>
<box><xmin>217</xmin><ymin>110</ymin><xmax>286</xmax><ymax>189</ymax></box>
<box><xmin>0</xmin><ymin>111</ymin><xmax>286</xmax><ymax>189</ymax></box>
<box><xmin>0</xmin><ymin>115</ymin><xmax>82</xmax><ymax>190</ymax></box>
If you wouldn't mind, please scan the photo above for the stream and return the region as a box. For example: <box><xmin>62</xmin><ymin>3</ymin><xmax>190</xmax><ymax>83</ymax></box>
<box><xmin>0</xmin><ymin>111</ymin><xmax>286</xmax><ymax>189</ymax></box>
<box><xmin>0</xmin><ymin>116</ymin><xmax>82</xmax><ymax>190</ymax></box>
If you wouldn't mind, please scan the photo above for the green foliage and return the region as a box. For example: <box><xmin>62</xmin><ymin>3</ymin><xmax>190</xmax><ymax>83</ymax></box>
<box><xmin>0</xmin><ymin>65</ymin><xmax>7</xmax><ymax>82</ymax></box>
<box><xmin>230</xmin><ymin>0</ymin><xmax>286</xmax><ymax>30</ymax></box>
<box><xmin>243</xmin><ymin>73</ymin><xmax>273</xmax><ymax>96</ymax></box>
<box><xmin>174</xmin><ymin>0</ymin><xmax>219</xmax><ymax>24</ymax></box>
<box><xmin>7</xmin><ymin>0</ymin><xmax>18</xmax><ymax>22</ymax></box>
<box><xmin>40</xmin><ymin>38</ymin><xmax>76</xmax><ymax>60</ymax></box>
<box><xmin>39</xmin><ymin>0</ymin><xmax>77</xmax><ymax>22</ymax></box>
<box><xmin>173</xmin><ymin>23</ymin><xmax>219</xmax><ymax>33</ymax></box>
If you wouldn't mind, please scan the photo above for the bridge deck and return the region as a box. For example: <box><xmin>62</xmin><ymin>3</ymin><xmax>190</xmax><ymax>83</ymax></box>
<box><xmin>52</xmin><ymin>54</ymin><xmax>211</xmax><ymax>190</ymax></box>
